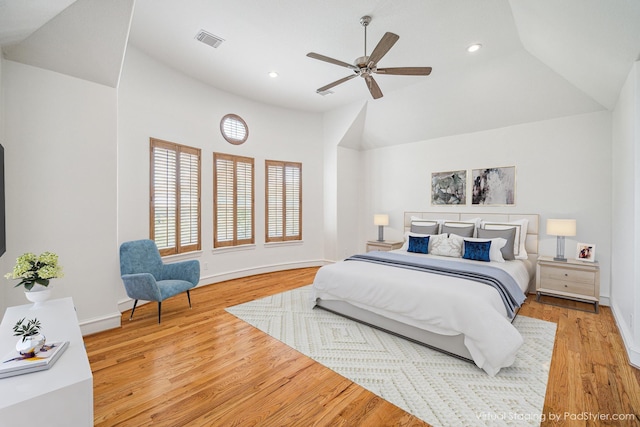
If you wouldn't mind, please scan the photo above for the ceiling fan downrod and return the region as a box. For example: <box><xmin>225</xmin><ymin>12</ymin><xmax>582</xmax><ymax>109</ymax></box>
<box><xmin>360</xmin><ymin>15</ymin><xmax>371</xmax><ymax>57</ymax></box>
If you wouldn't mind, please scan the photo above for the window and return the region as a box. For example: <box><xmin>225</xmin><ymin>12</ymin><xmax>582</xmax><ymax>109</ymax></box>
<box><xmin>150</xmin><ymin>138</ymin><xmax>201</xmax><ymax>256</ymax></box>
<box><xmin>220</xmin><ymin>114</ymin><xmax>249</xmax><ymax>145</ymax></box>
<box><xmin>266</xmin><ymin>160</ymin><xmax>302</xmax><ymax>242</ymax></box>
<box><xmin>214</xmin><ymin>153</ymin><xmax>254</xmax><ymax>247</ymax></box>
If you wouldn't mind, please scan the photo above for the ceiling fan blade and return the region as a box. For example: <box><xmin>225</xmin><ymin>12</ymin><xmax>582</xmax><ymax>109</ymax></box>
<box><xmin>317</xmin><ymin>74</ymin><xmax>358</xmax><ymax>93</ymax></box>
<box><xmin>364</xmin><ymin>75</ymin><xmax>383</xmax><ymax>99</ymax></box>
<box><xmin>375</xmin><ymin>67</ymin><xmax>432</xmax><ymax>76</ymax></box>
<box><xmin>367</xmin><ymin>32</ymin><xmax>399</xmax><ymax>66</ymax></box>
<box><xmin>307</xmin><ymin>52</ymin><xmax>359</xmax><ymax>71</ymax></box>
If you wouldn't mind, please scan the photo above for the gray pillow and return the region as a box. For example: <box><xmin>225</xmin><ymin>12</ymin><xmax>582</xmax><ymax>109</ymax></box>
<box><xmin>477</xmin><ymin>227</ymin><xmax>516</xmax><ymax>260</ymax></box>
<box><xmin>441</xmin><ymin>224</ymin><xmax>474</xmax><ymax>238</ymax></box>
<box><xmin>411</xmin><ymin>223</ymin><xmax>439</xmax><ymax>234</ymax></box>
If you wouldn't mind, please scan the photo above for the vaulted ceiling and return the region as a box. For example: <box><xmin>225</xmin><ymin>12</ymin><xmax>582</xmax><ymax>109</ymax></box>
<box><xmin>2</xmin><ymin>0</ymin><xmax>640</xmax><ymax>148</ymax></box>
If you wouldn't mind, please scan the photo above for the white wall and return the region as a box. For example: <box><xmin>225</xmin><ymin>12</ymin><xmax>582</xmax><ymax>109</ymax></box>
<box><xmin>116</xmin><ymin>47</ymin><xmax>326</xmax><ymax>309</ymax></box>
<box><xmin>357</xmin><ymin>111</ymin><xmax>612</xmax><ymax>299</ymax></box>
<box><xmin>337</xmin><ymin>146</ymin><xmax>362</xmax><ymax>258</ymax></box>
<box><xmin>611</xmin><ymin>61</ymin><xmax>640</xmax><ymax>367</ymax></box>
<box><xmin>0</xmin><ymin>59</ymin><xmax>120</xmax><ymax>331</ymax></box>
<box><xmin>321</xmin><ymin>102</ymin><xmax>368</xmax><ymax>261</ymax></box>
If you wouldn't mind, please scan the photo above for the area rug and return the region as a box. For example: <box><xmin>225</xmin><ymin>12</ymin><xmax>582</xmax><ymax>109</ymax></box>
<box><xmin>226</xmin><ymin>285</ymin><xmax>556</xmax><ymax>426</ymax></box>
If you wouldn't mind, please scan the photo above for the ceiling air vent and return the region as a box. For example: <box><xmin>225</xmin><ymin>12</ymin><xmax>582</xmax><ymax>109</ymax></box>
<box><xmin>195</xmin><ymin>30</ymin><xmax>225</xmax><ymax>48</ymax></box>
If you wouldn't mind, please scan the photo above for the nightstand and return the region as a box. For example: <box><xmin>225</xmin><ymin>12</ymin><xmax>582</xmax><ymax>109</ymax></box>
<box><xmin>536</xmin><ymin>255</ymin><xmax>600</xmax><ymax>313</ymax></box>
<box><xmin>366</xmin><ymin>240</ymin><xmax>403</xmax><ymax>252</ymax></box>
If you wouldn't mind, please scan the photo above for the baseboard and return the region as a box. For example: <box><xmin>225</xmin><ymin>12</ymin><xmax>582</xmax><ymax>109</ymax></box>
<box><xmin>113</xmin><ymin>259</ymin><xmax>330</xmax><ymax>324</ymax></box>
<box><xmin>610</xmin><ymin>302</ymin><xmax>640</xmax><ymax>369</ymax></box>
<box><xmin>79</xmin><ymin>312</ymin><xmax>122</xmax><ymax>336</ymax></box>
<box><xmin>198</xmin><ymin>259</ymin><xmax>328</xmax><ymax>286</ymax></box>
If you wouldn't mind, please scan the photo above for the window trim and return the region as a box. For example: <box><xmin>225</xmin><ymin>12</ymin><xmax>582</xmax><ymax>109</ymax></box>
<box><xmin>150</xmin><ymin>138</ymin><xmax>202</xmax><ymax>256</ymax></box>
<box><xmin>213</xmin><ymin>152</ymin><xmax>255</xmax><ymax>248</ymax></box>
<box><xmin>265</xmin><ymin>159</ymin><xmax>302</xmax><ymax>243</ymax></box>
<box><xmin>220</xmin><ymin>114</ymin><xmax>249</xmax><ymax>145</ymax></box>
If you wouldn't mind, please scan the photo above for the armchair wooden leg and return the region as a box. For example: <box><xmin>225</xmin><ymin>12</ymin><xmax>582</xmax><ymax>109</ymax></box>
<box><xmin>130</xmin><ymin>300</ymin><xmax>139</xmax><ymax>321</ymax></box>
<box><xmin>187</xmin><ymin>290</ymin><xmax>192</xmax><ymax>308</ymax></box>
<box><xmin>158</xmin><ymin>301</ymin><xmax>162</xmax><ymax>324</ymax></box>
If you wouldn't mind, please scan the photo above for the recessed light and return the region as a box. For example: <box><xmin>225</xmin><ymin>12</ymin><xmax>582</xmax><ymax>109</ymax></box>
<box><xmin>268</xmin><ymin>71</ymin><xmax>279</xmax><ymax>78</ymax></box>
<box><xmin>467</xmin><ymin>44</ymin><xmax>482</xmax><ymax>53</ymax></box>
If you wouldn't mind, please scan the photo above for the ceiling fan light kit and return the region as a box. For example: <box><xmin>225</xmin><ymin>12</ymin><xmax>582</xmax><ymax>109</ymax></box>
<box><xmin>307</xmin><ymin>15</ymin><xmax>432</xmax><ymax>100</ymax></box>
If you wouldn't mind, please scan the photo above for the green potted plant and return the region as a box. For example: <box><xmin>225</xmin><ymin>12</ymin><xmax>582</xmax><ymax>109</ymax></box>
<box><xmin>13</xmin><ymin>317</ymin><xmax>45</xmax><ymax>356</ymax></box>
<box><xmin>5</xmin><ymin>252</ymin><xmax>64</xmax><ymax>304</ymax></box>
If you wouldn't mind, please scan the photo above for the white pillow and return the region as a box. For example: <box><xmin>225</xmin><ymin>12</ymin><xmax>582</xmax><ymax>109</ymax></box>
<box><xmin>409</xmin><ymin>216</ymin><xmax>440</xmax><ymax>232</ymax></box>
<box><xmin>430</xmin><ymin>233</ymin><xmax>463</xmax><ymax>258</ymax></box>
<box><xmin>460</xmin><ymin>217</ymin><xmax>482</xmax><ymax>229</ymax></box>
<box><xmin>441</xmin><ymin>217</ymin><xmax>481</xmax><ymax>237</ymax></box>
<box><xmin>482</xmin><ymin>219</ymin><xmax>529</xmax><ymax>259</ymax></box>
<box><xmin>462</xmin><ymin>237</ymin><xmax>507</xmax><ymax>263</ymax></box>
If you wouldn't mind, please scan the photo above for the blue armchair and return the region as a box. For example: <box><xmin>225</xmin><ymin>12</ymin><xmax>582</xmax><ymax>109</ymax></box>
<box><xmin>119</xmin><ymin>239</ymin><xmax>200</xmax><ymax>323</ymax></box>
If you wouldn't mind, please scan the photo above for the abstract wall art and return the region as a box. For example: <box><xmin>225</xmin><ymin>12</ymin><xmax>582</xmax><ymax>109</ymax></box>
<box><xmin>471</xmin><ymin>166</ymin><xmax>516</xmax><ymax>206</ymax></box>
<box><xmin>431</xmin><ymin>170</ymin><xmax>466</xmax><ymax>205</ymax></box>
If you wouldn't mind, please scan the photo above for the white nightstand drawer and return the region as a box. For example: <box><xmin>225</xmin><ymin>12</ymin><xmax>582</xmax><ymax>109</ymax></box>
<box><xmin>539</xmin><ymin>276</ymin><xmax>595</xmax><ymax>296</ymax></box>
<box><xmin>542</xmin><ymin>267</ymin><xmax>595</xmax><ymax>285</ymax></box>
<box><xmin>366</xmin><ymin>240</ymin><xmax>403</xmax><ymax>252</ymax></box>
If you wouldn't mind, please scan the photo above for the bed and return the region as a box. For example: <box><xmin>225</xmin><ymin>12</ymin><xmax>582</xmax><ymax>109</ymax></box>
<box><xmin>312</xmin><ymin>212</ymin><xmax>539</xmax><ymax>376</ymax></box>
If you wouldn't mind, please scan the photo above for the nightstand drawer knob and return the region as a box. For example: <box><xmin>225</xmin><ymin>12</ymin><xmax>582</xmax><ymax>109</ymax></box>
<box><xmin>564</xmin><ymin>273</ymin><xmax>568</xmax><ymax>276</ymax></box>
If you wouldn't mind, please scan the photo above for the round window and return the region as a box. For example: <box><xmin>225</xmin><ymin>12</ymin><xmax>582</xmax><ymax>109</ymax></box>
<box><xmin>220</xmin><ymin>114</ymin><xmax>248</xmax><ymax>145</ymax></box>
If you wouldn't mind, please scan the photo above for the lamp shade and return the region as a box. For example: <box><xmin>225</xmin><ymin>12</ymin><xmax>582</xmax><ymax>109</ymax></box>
<box><xmin>373</xmin><ymin>214</ymin><xmax>389</xmax><ymax>226</ymax></box>
<box><xmin>546</xmin><ymin>219</ymin><xmax>577</xmax><ymax>236</ymax></box>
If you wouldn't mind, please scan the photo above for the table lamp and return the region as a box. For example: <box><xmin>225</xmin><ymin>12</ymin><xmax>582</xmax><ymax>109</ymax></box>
<box><xmin>546</xmin><ymin>218</ymin><xmax>576</xmax><ymax>261</ymax></box>
<box><xmin>374</xmin><ymin>214</ymin><xmax>389</xmax><ymax>242</ymax></box>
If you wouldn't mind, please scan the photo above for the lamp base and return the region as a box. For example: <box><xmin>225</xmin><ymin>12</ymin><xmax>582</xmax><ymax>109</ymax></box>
<box><xmin>554</xmin><ymin>236</ymin><xmax>567</xmax><ymax>262</ymax></box>
<box><xmin>377</xmin><ymin>225</ymin><xmax>384</xmax><ymax>242</ymax></box>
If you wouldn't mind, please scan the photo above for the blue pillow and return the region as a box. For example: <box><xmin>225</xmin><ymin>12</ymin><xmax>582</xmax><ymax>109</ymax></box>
<box><xmin>463</xmin><ymin>240</ymin><xmax>491</xmax><ymax>262</ymax></box>
<box><xmin>408</xmin><ymin>235</ymin><xmax>430</xmax><ymax>254</ymax></box>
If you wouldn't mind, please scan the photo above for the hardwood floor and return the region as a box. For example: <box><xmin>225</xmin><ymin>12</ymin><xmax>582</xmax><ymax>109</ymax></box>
<box><xmin>85</xmin><ymin>267</ymin><xmax>640</xmax><ymax>426</ymax></box>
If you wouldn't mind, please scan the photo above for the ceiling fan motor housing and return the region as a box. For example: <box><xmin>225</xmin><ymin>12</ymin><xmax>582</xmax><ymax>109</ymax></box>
<box><xmin>354</xmin><ymin>56</ymin><xmax>370</xmax><ymax>69</ymax></box>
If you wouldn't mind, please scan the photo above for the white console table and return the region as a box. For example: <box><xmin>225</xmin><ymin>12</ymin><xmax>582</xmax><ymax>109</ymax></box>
<box><xmin>0</xmin><ymin>297</ymin><xmax>93</xmax><ymax>426</ymax></box>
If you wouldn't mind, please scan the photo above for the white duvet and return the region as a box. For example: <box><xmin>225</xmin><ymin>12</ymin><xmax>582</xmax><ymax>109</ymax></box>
<box><xmin>311</xmin><ymin>250</ymin><xmax>531</xmax><ymax>376</ymax></box>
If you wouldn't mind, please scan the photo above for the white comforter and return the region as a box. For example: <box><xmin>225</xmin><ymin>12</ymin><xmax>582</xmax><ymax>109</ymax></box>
<box><xmin>311</xmin><ymin>250</ymin><xmax>531</xmax><ymax>376</ymax></box>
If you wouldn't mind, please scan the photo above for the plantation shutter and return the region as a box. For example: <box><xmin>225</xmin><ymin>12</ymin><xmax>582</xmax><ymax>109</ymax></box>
<box><xmin>152</xmin><ymin>143</ymin><xmax>177</xmax><ymax>251</ymax></box>
<box><xmin>285</xmin><ymin>164</ymin><xmax>301</xmax><ymax>238</ymax></box>
<box><xmin>150</xmin><ymin>139</ymin><xmax>201</xmax><ymax>256</ymax></box>
<box><xmin>266</xmin><ymin>163</ymin><xmax>284</xmax><ymax>240</ymax></box>
<box><xmin>266</xmin><ymin>160</ymin><xmax>302</xmax><ymax>242</ymax></box>
<box><xmin>214</xmin><ymin>153</ymin><xmax>254</xmax><ymax>247</ymax></box>
<box><xmin>178</xmin><ymin>147</ymin><xmax>201</xmax><ymax>252</ymax></box>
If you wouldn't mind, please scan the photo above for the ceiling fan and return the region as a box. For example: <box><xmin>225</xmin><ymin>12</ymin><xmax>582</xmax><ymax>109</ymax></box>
<box><xmin>307</xmin><ymin>15</ymin><xmax>432</xmax><ymax>100</ymax></box>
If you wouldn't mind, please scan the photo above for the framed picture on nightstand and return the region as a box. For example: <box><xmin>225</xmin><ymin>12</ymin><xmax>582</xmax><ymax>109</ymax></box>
<box><xmin>576</xmin><ymin>243</ymin><xmax>595</xmax><ymax>262</ymax></box>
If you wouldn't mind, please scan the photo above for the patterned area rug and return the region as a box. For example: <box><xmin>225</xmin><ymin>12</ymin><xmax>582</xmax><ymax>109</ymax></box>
<box><xmin>226</xmin><ymin>285</ymin><xmax>556</xmax><ymax>426</ymax></box>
